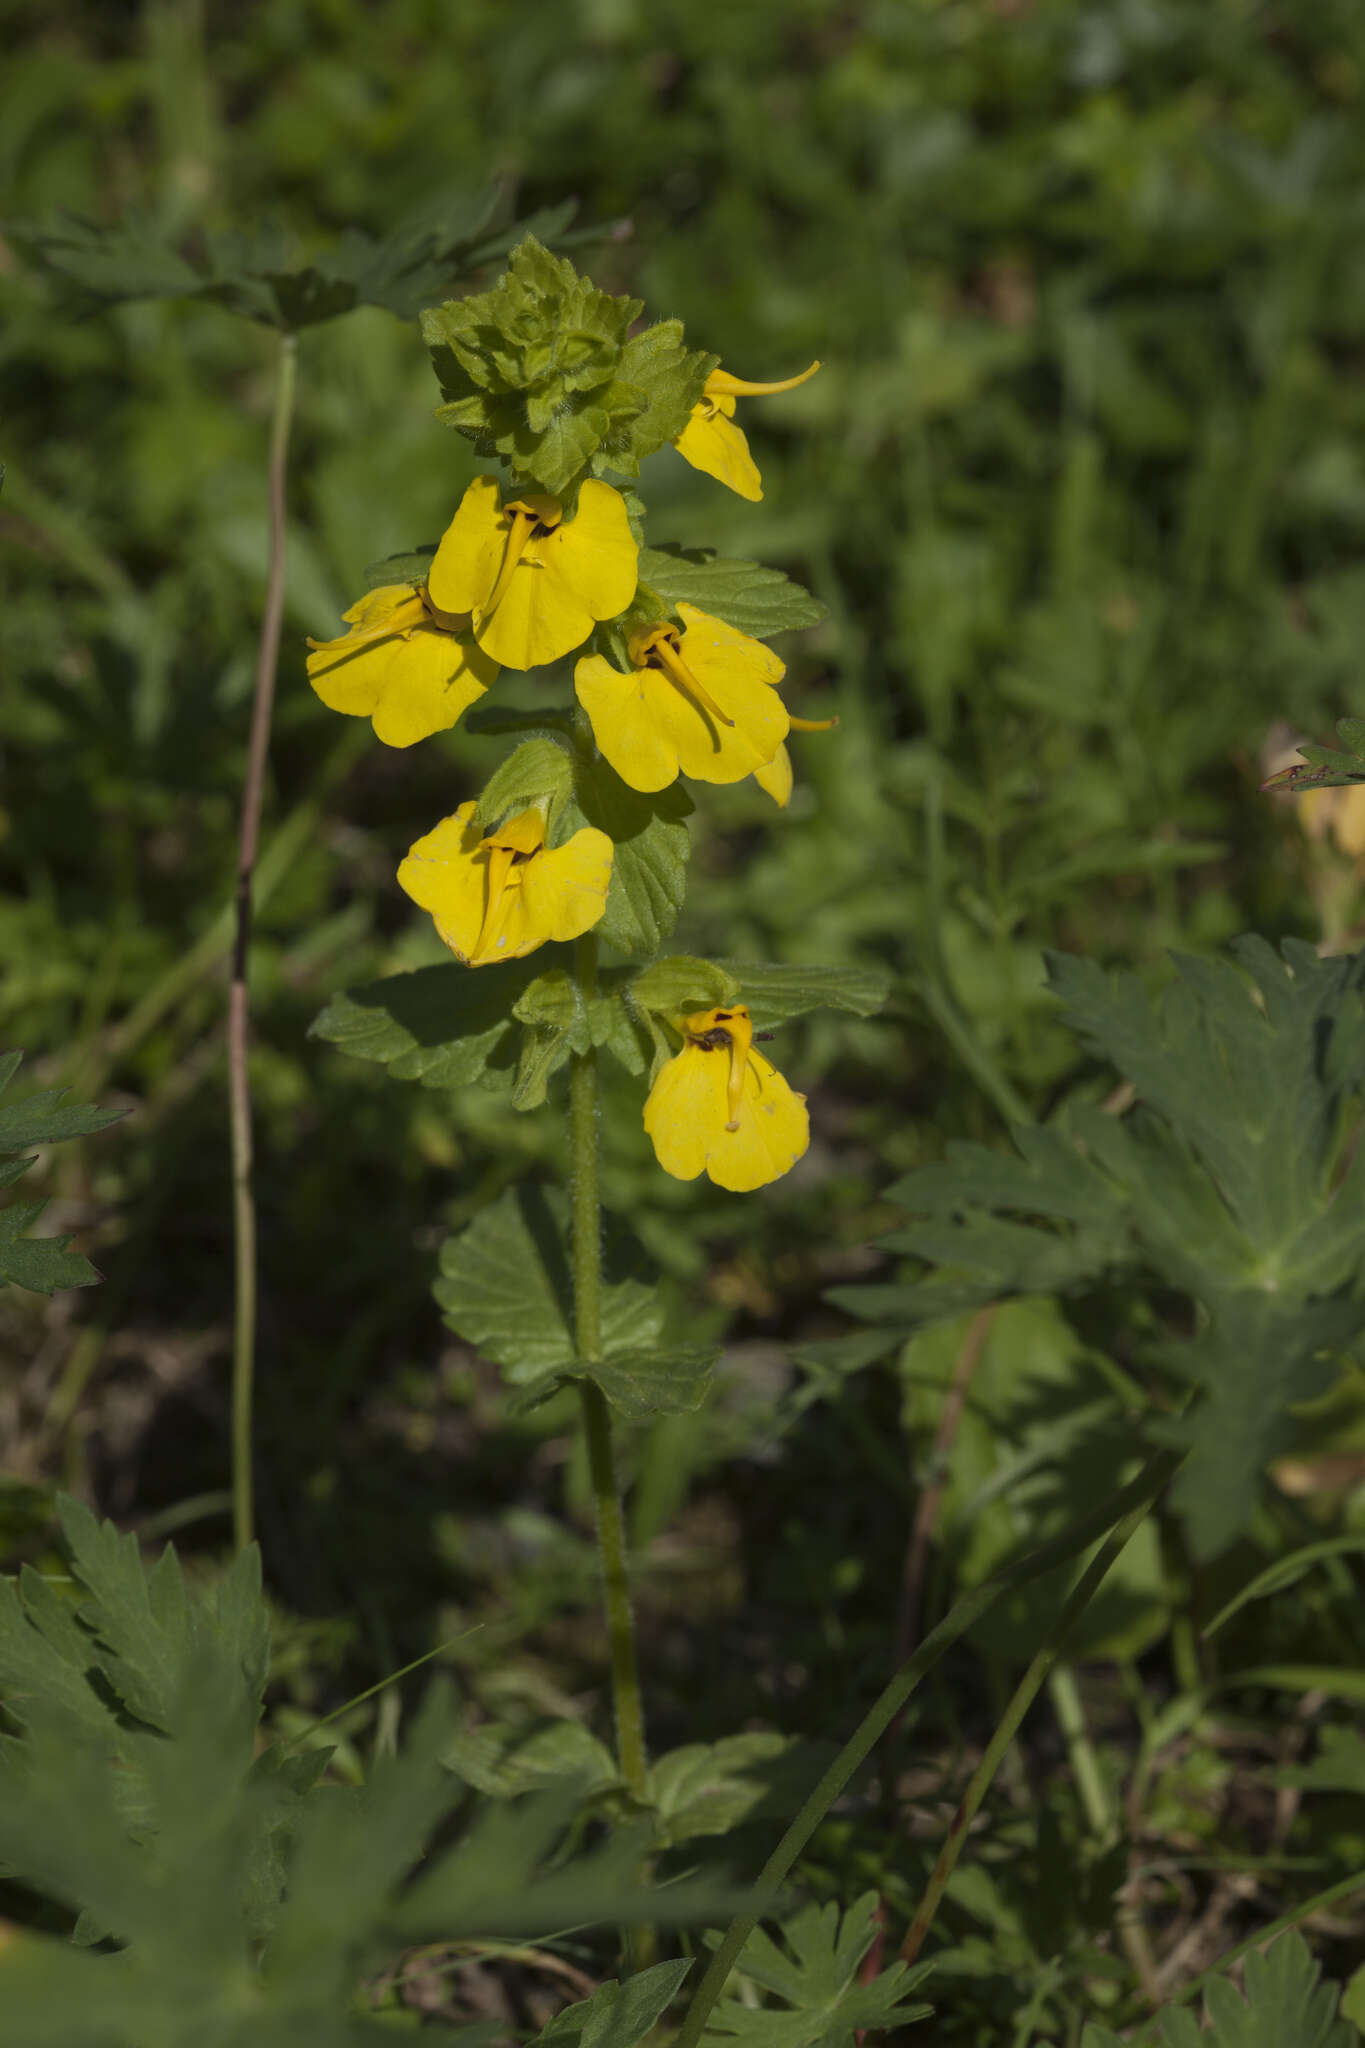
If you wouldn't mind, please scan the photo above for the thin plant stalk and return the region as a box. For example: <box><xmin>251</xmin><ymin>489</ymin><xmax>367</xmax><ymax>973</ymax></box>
<box><xmin>229</xmin><ymin>326</ymin><xmax>298</xmax><ymax>1556</ymax></box>
<box><xmin>672</xmin><ymin>1446</ymin><xmax>1181</xmax><ymax>2048</ymax></box>
<box><xmin>569</xmin><ymin>930</ymin><xmax>648</xmax><ymax>1800</ymax></box>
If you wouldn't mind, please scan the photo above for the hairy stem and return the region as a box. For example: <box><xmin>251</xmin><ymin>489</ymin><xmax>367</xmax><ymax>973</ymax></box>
<box><xmin>570</xmin><ymin>932</ymin><xmax>648</xmax><ymax>1800</ymax></box>
<box><xmin>673</xmin><ymin>1446</ymin><xmax>1181</xmax><ymax>2048</ymax></box>
<box><xmin>229</xmin><ymin>327</ymin><xmax>297</xmax><ymax>1556</ymax></box>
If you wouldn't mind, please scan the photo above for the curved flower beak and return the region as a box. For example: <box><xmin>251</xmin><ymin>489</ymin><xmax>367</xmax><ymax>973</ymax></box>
<box><xmin>426</xmin><ymin>476</ymin><xmax>639</xmax><ymax>671</ymax></box>
<box><xmin>673</xmin><ymin>360</ymin><xmax>820</xmax><ymax>502</ymax></box>
<box><xmin>397</xmin><ymin>802</ymin><xmax>613</xmax><ymax>966</ymax></box>
<box><xmin>305</xmin><ymin>584</ymin><xmax>498</xmax><ymax>746</ymax></box>
<box><xmin>643</xmin><ymin>1004</ymin><xmax>809</xmax><ymax>1191</ymax></box>
<box><xmin>574</xmin><ymin>601</ymin><xmax>789</xmax><ymax>793</ymax></box>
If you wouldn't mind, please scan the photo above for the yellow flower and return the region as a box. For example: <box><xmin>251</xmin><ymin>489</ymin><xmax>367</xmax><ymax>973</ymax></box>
<box><xmin>574</xmin><ymin>602</ymin><xmax>788</xmax><ymax>793</ymax></box>
<box><xmin>397</xmin><ymin>802</ymin><xmax>612</xmax><ymax>967</ymax></box>
<box><xmin>673</xmin><ymin>361</ymin><xmax>820</xmax><ymax>502</ymax></box>
<box><xmin>426</xmin><ymin>476</ymin><xmax>638</xmax><ymax>671</ymax></box>
<box><xmin>643</xmin><ymin>1004</ymin><xmax>809</xmax><ymax>1192</ymax></box>
<box><xmin>306</xmin><ymin>583</ymin><xmax>498</xmax><ymax>747</ymax></box>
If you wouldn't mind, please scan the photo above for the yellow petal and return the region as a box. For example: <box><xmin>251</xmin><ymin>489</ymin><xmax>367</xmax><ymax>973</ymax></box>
<box><xmin>644</xmin><ymin>1038</ymin><xmax>809</xmax><ymax>1192</ymax></box>
<box><xmin>671</xmin><ymin>604</ymin><xmax>787</xmax><ymax>782</ymax></box>
<box><xmin>475</xmin><ymin>480</ymin><xmax>639</xmax><ymax>670</ymax></box>
<box><xmin>515</xmin><ymin>827</ymin><xmax>614</xmax><ymax>951</ymax></box>
<box><xmin>754</xmin><ymin>741</ymin><xmax>793</xmax><ymax>807</ymax></box>
<box><xmin>574</xmin><ymin>654</ymin><xmax>682</xmax><ymax>793</ymax></box>
<box><xmin>674</xmin><ymin>406</ymin><xmax>763</xmax><ymax>501</ymax></box>
<box><xmin>396</xmin><ymin>804</ymin><xmax>487</xmax><ymax>962</ymax></box>
<box><xmin>426</xmin><ymin>476</ymin><xmax>506</xmax><ymax>616</ymax></box>
<box><xmin>369</xmin><ymin>628</ymin><xmax>497</xmax><ymax>748</ymax></box>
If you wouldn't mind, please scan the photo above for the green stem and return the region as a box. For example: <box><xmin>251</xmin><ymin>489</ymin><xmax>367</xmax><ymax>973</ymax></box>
<box><xmin>898</xmin><ymin>1485</ymin><xmax>1161</xmax><ymax>1967</ymax></box>
<box><xmin>570</xmin><ymin>932</ymin><xmax>648</xmax><ymax>1801</ymax></box>
<box><xmin>229</xmin><ymin>326</ymin><xmax>298</xmax><ymax>1557</ymax></box>
<box><xmin>672</xmin><ymin>1447</ymin><xmax>1181</xmax><ymax>2048</ymax></box>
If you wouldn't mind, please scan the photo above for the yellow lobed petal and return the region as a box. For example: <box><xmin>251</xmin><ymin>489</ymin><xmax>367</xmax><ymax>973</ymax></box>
<box><xmin>475</xmin><ymin>479</ymin><xmax>639</xmax><ymax>671</ymax></box>
<box><xmin>396</xmin><ymin>802</ymin><xmax>611</xmax><ymax>967</ymax></box>
<box><xmin>644</xmin><ymin>1012</ymin><xmax>809</xmax><ymax>1193</ymax></box>
<box><xmin>573</xmin><ymin>656</ymin><xmax>688</xmax><ymax>793</ymax></box>
<box><xmin>673</xmin><ymin>402</ymin><xmax>763</xmax><ymax>502</ymax></box>
<box><xmin>753</xmin><ymin>741</ymin><xmax>793</xmax><ymax>807</ymax></box>
<box><xmin>426</xmin><ymin>476</ymin><xmax>507</xmax><ymax>616</ymax></box>
<box><xmin>369</xmin><ymin>629</ymin><xmax>497</xmax><ymax>748</ymax></box>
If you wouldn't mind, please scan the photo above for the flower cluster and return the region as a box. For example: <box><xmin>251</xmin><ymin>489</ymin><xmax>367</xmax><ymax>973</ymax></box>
<box><xmin>307</xmin><ymin>241</ymin><xmax>826</xmax><ymax>1188</ymax></box>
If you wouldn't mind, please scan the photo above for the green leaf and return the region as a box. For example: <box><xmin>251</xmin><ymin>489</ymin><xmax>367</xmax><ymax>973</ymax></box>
<box><xmin>705</xmin><ymin>1893</ymin><xmax>934</xmax><ymax>2046</ymax></box>
<box><xmin>566</xmin><ymin>755</ymin><xmax>693</xmax><ymax>957</ymax></box>
<box><xmin>631</xmin><ymin>955</ymin><xmax>742</xmax><ymax>1017</ymax></box>
<box><xmin>710</xmin><ymin>961</ymin><xmax>892</xmax><ymax>1027</ymax></box>
<box><xmin>513</xmin><ymin>968</ymin><xmax>648</xmax><ymax>1073</ymax></box>
<box><xmin>0</xmin><ymin>1054</ymin><xmax>120</xmax><ymax>1294</ymax></box>
<box><xmin>591</xmin><ymin>320</ymin><xmax>716</xmax><ymax>481</ymax></box>
<box><xmin>10</xmin><ymin>190</ymin><xmax>586</xmax><ymax>329</ymax></box>
<box><xmin>363</xmin><ymin>544</ymin><xmax>435</xmax><ymax>589</ymax></box>
<box><xmin>841</xmin><ymin>939</ymin><xmax>1365</xmax><ymax>1557</ymax></box>
<box><xmin>435</xmin><ymin>1187</ymin><xmax>714</xmax><ymax>1415</ymax></box>
<box><xmin>474</xmin><ymin>735</ymin><xmax>575</xmax><ymax>826</ymax></box>
<box><xmin>647</xmin><ymin>1733</ymin><xmax>795</xmax><ymax>1847</ymax></box>
<box><xmin>1150</xmin><ymin>1931</ymin><xmax>1355</xmax><ymax>2048</ymax></box>
<box><xmin>639</xmin><ymin>545</ymin><xmax>827</xmax><ymax>638</ymax></box>
<box><xmin>535</xmin><ymin>1959</ymin><xmax>693</xmax><ymax>2048</ymax></box>
<box><xmin>309</xmin><ymin>960</ymin><xmax>539</xmax><ymax>1092</ymax></box>
<box><xmin>442</xmin><ymin>1716</ymin><xmax>621</xmax><ymax>1800</ymax></box>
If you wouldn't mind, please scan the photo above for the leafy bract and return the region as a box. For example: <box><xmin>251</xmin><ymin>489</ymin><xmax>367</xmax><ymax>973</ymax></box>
<box><xmin>565</xmin><ymin>755</ymin><xmax>693</xmax><ymax>958</ymax></box>
<box><xmin>423</xmin><ymin>237</ymin><xmax>713</xmax><ymax>497</ymax></box>
<box><xmin>707</xmin><ymin>961</ymin><xmax>892</xmax><ymax>1028</ymax></box>
<box><xmin>309</xmin><ymin>959</ymin><xmax>535</xmax><ymax>1092</ymax></box>
<box><xmin>704</xmin><ymin>1893</ymin><xmax>933</xmax><ymax>2046</ymax></box>
<box><xmin>7</xmin><ymin>190</ymin><xmax>584</xmax><ymax>328</ymax></box>
<box><xmin>639</xmin><ymin>545</ymin><xmax>826</xmax><ymax>638</ymax></box>
<box><xmin>0</xmin><ymin>1052</ymin><xmax>120</xmax><ymax>1294</ymax></box>
<box><xmin>434</xmin><ymin>1186</ymin><xmax>715</xmax><ymax>1417</ymax></box>
<box><xmin>834</xmin><ymin>939</ymin><xmax>1365</xmax><ymax>1557</ymax></box>
<box><xmin>475</xmin><ymin>736</ymin><xmax>575</xmax><ymax>826</ymax></box>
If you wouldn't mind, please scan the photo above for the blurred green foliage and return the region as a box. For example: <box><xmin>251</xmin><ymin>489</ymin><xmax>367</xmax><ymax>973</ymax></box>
<box><xmin>7</xmin><ymin>1</ymin><xmax>1365</xmax><ymax>2039</ymax></box>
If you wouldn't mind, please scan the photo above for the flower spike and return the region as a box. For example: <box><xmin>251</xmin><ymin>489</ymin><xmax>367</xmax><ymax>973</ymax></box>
<box><xmin>673</xmin><ymin>360</ymin><xmax>820</xmax><ymax>501</ymax></box>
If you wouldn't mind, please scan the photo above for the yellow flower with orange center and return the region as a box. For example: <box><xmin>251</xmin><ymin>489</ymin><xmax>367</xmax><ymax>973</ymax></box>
<box><xmin>305</xmin><ymin>584</ymin><xmax>498</xmax><ymax>747</ymax></box>
<box><xmin>643</xmin><ymin>1004</ymin><xmax>809</xmax><ymax>1192</ymax></box>
<box><xmin>426</xmin><ymin>476</ymin><xmax>638</xmax><ymax>671</ymax></box>
<box><xmin>673</xmin><ymin>362</ymin><xmax>820</xmax><ymax>502</ymax></box>
<box><xmin>397</xmin><ymin>803</ymin><xmax>612</xmax><ymax>967</ymax></box>
<box><xmin>575</xmin><ymin>602</ymin><xmax>789</xmax><ymax>793</ymax></box>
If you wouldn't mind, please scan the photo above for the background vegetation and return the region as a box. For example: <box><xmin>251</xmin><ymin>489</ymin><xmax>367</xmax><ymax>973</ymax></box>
<box><xmin>5</xmin><ymin>0</ymin><xmax>1365</xmax><ymax>2039</ymax></box>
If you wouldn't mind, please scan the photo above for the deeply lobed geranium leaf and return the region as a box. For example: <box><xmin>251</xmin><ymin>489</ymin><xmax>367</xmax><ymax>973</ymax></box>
<box><xmin>704</xmin><ymin>1892</ymin><xmax>934</xmax><ymax>2046</ymax></box>
<box><xmin>836</xmin><ymin>939</ymin><xmax>1365</xmax><ymax>1558</ymax></box>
